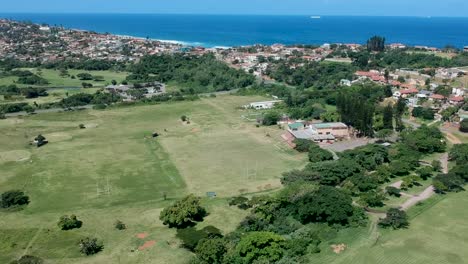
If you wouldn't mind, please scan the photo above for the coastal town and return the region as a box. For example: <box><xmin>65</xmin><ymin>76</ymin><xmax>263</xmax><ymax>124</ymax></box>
<box><xmin>1</xmin><ymin>3</ymin><xmax>468</xmax><ymax>264</ymax></box>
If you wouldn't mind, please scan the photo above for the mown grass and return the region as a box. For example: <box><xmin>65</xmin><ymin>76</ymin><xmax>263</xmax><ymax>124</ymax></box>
<box><xmin>0</xmin><ymin>95</ymin><xmax>306</xmax><ymax>263</ymax></box>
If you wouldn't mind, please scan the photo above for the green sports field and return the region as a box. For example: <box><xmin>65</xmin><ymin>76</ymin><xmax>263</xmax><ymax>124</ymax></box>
<box><xmin>0</xmin><ymin>95</ymin><xmax>306</xmax><ymax>263</ymax></box>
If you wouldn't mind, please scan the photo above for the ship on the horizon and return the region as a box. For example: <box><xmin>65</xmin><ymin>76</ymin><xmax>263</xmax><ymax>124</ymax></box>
<box><xmin>310</xmin><ymin>16</ymin><xmax>321</xmax><ymax>19</ymax></box>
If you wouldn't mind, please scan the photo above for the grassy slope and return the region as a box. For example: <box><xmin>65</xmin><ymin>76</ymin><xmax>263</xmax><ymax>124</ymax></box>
<box><xmin>0</xmin><ymin>95</ymin><xmax>306</xmax><ymax>263</ymax></box>
<box><xmin>309</xmin><ymin>191</ymin><xmax>468</xmax><ymax>264</ymax></box>
<box><xmin>0</xmin><ymin>68</ymin><xmax>128</xmax><ymax>88</ymax></box>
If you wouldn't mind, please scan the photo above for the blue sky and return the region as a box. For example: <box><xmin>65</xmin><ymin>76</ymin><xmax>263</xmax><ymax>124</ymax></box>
<box><xmin>2</xmin><ymin>0</ymin><xmax>468</xmax><ymax>17</ymax></box>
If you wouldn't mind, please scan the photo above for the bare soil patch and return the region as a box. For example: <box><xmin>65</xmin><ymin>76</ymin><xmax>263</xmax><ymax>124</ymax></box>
<box><xmin>138</xmin><ymin>240</ymin><xmax>156</xmax><ymax>251</ymax></box>
<box><xmin>331</xmin><ymin>244</ymin><xmax>347</xmax><ymax>254</ymax></box>
<box><xmin>136</xmin><ymin>232</ymin><xmax>148</xmax><ymax>239</ymax></box>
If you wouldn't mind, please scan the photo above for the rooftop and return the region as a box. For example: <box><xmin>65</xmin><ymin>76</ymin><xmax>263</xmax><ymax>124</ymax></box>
<box><xmin>311</xmin><ymin>122</ymin><xmax>348</xmax><ymax>129</ymax></box>
<box><xmin>288</xmin><ymin>122</ymin><xmax>304</xmax><ymax>130</ymax></box>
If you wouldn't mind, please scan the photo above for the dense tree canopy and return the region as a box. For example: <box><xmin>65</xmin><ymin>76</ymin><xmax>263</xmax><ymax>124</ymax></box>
<box><xmin>128</xmin><ymin>54</ymin><xmax>254</xmax><ymax>93</ymax></box>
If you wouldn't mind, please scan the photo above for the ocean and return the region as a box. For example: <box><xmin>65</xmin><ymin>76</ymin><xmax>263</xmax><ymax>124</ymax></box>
<box><xmin>1</xmin><ymin>13</ymin><xmax>468</xmax><ymax>48</ymax></box>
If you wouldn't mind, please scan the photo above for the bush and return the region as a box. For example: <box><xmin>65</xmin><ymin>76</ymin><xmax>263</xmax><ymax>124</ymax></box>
<box><xmin>78</xmin><ymin>124</ymin><xmax>86</xmax><ymax>129</ymax></box>
<box><xmin>9</xmin><ymin>255</ymin><xmax>43</xmax><ymax>264</ymax></box>
<box><xmin>114</xmin><ymin>220</ymin><xmax>126</xmax><ymax>230</ymax></box>
<box><xmin>79</xmin><ymin>237</ymin><xmax>103</xmax><ymax>255</ymax></box>
<box><xmin>1</xmin><ymin>190</ymin><xmax>29</xmax><ymax>208</ymax></box>
<box><xmin>379</xmin><ymin>208</ymin><xmax>409</xmax><ymax>229</ymax></box>
<box><xmin>58</xmin><ymin>215</ymin><xmax>82</xmax><ymax>230</ymax></box>
<box><xmin>228</xmin><ymin>196</ymin><xmax>251</xmax><ymax>210</ymax></box>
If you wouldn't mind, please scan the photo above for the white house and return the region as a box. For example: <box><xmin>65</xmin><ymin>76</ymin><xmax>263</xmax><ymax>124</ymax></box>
<box><xmin>246</xmin><ymin>100</ymin><xmax>283</xmax><ymax>110</ymax></box>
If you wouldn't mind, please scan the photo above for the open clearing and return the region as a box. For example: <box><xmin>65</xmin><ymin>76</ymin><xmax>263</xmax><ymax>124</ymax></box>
<box><xmin>0</xmin><ymin>95</ymin><xmax>305</xmax><ymax>263</ymax></box>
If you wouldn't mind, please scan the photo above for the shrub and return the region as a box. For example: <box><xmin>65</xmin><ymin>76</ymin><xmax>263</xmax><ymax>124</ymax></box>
<box><xmin>181</xmin><ymin>115</ymin><xmax>188</xmax><ymax>122</ymax></box>
<box><xmin>58</xmin><ymin>215</ymin><xmax>82</xmax><ymax>230</ymax></box>
<box><xmin>228</xmin><ymin>196</ymin><xmax>251</xmax><ymax>210</ymax></box>
<box><xmin>1</xmin><ymin>190</ymin><xmax>29</xmax><ymax>208</ymax></box>
<box><xmin>78</xmin><ymin>124</ymin><xmax>86</xmax><ymax>129</ymax></box>
<box><xmin>79</xmin><ymin>237</ymin><xmax>103</xmax><ymax>255</ymax></box>
<box><xmin>176</xmin><ymin>226</ymin><xmax>222</xmax><ymax>251</ymax></box>
<box><xmin>114</xmin><ymin>220</ymin><xmax>126</xmax><ymax>230</ymax></box>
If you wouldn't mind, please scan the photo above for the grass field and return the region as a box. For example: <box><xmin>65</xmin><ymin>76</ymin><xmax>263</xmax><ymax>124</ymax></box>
<box><xmin>308</xmin><ymin>191</ymin><xmax>468</xmax><ymax>264</ymax></box>
<box><xmin>0</xmin><ymin>95</ymin><xmax>306</xmax><ymax>263</ymax></box>
<box><xmin>0</xmin><ymin>68</ymin><xmax>128</xmax><ymax>88</ymax></box>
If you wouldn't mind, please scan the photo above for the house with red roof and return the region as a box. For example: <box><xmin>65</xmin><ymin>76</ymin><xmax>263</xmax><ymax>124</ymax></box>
<box><xmin>399</xmin><ymin>88</ymin><xmax>419</xmax><ymax>98</ymax></box>
<box><xmin>429</xmin><ymin>94</ymin><xmax>446</xmax><ymax>102</ymax></box>
<box><xmin>449</xmin><ymin>96</ymin><xmax>465</xmax><ymax>105</ymax></box>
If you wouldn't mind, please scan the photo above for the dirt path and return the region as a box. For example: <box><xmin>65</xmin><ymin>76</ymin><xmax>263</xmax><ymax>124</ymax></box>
<box><xmin>399</xmin><ymin>186</ymin><xmax>435</xmax><ymax>211</ymax></box>
<box><xmin>444</xmin><ymin>132</ymin><xmax>462</xmax><ymax>145</ymax></box>
<box><xmin>440</xmin><ymin>152</ymin><xmax>449</xmax><ymax>174</ymax></box>
<box><xmin>22</xmin><ymin>227</ymin><xmax>43</xmax><ymax>256</ymax></box>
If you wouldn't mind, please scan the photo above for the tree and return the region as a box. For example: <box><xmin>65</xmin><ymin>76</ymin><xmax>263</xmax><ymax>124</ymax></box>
<box><xmin>308</xmin><ymin>145</ymin><xmax>334</xmax><ymax>163</ymax></box>
<box><xmin>194</xmin><ymin>238</ymin><xmax>227</xmax><ymax>264</ymax></box>
<box><xmin>111</xmin><ymin>79</ymin><xmax>117</xmax><ymax>85</ymax></box>
<box><xmin>433</xmin><ymin>173</ymin><xmax>464</xmax><ymax>193</ymax></box>
<box><xmin>460</xmin><ymin>119</ymin><xmax>468</xmax><ymax>133</ymax></box>
<box><xmin>262</xmin><ymin>111</ymin><xmax>281</xmax><ymax>126</ymax></box>
<box><xmin>181</xmin><ymin>115</ymin><xmax>188</xmax><ymax>122</ymax></box>
<box><xmin>295</xmin><ymin>186</ymin><xmax>354</xmax><ymax>225</ymax></box>
<box><xmin>385</xmin><ymin>186</ymin><xmax>401</xmax><ymax>197</ymax></box>
<box><xmin>159</xmin><ymin>194</ymin><xmax>207</xmax><ymax>228</ymax></box>
<box><xmin>79</xmin><ymin>237</ymin><xmax>103</xmax><ymax>256</ymax></box>
<box><xmin>1</xmin><ymin>190</ymin><xmax>29</xmax><ymax>208</ymax></box>
<box><xmin>58</xmin><ymin>215</ymin><xmax>82</xmax><ymax>230</ymax></box>
<box><xmin>367</xmin><ymin>36</ymin><xmax>386</xmax><ymax>52</ymax></box>
<box><xmin>449</xmin><ymin>144</ymin><xmax>468</xmax><ymax>165</ymax></box>
<box><xmin>176</xmin><ymin>226</ymin><xmax>222</xmax><ymax>251</ymax></box>
<box><xmin>379</xmin><ymin>208</ymin><xmax>408</xmax><ymax>229</ymax></box>
<box><xmin>431</xmin><ymin>160</ymin><xmax>442</xmax><ymax>172</ymax></box>
<box><xmin>359</xmin><ymin>190</ymin><xmax>386</xmax><ymax>207</ymax></box>
<box><xmin>376</xmin><ymin>129</ymin><xmax>393</xmax><ymax>142</ymax></box>
<box><xmin>235</xmin><ymin>232</ymin><xmax>285</xmax><ymax>263</ymax></box>
<box><xmin>293</xmin><ymin>139</ymin><xmax>313</xmax><ymax>153</ymax></box>
<box><xmin>382</xmin><ymin>105</ymin><xmax>394</xmax><ymax>129</ymax></box>
<box><xmin>417</xmin><ymin>166</ymin><xmax>434</xmax><ymax>180</ymax></box>
<box><xmin>76</xmin><ymin>72</ymin><xmax>93</xmax><ymax>80</ymax></box>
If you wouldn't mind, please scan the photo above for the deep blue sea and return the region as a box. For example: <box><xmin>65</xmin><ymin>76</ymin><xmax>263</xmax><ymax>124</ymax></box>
<box><xmin>1</xmin><ymin>14</ymin><xmax>468</xmax><ymax>48</ymax></box>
